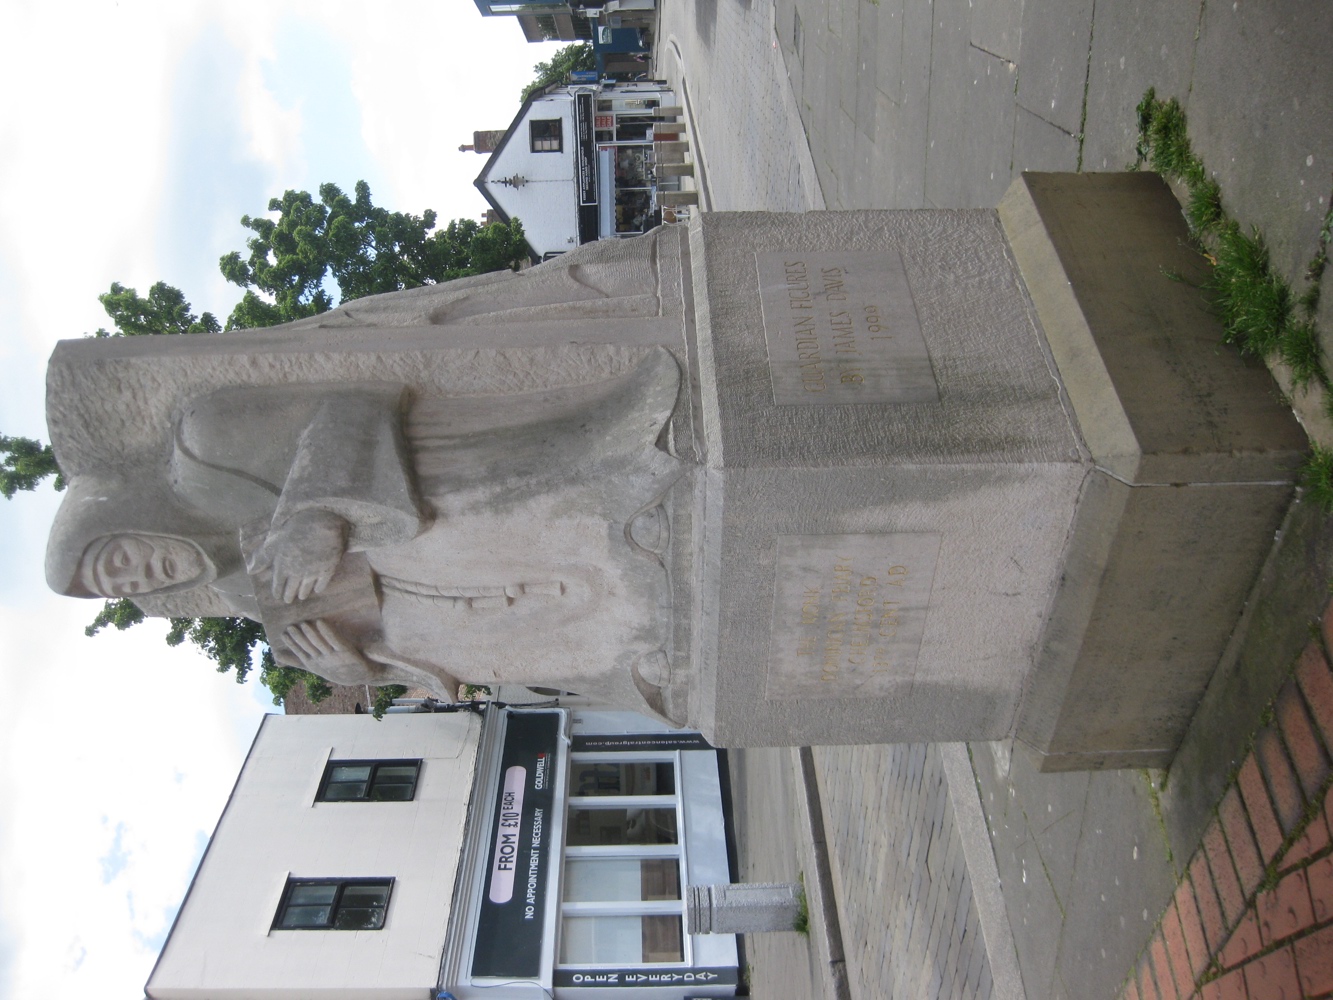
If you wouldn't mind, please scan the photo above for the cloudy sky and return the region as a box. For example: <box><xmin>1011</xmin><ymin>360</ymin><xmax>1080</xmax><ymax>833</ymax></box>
<box><xmin>0</xmin><ymin>2</ymin><xmax>560</xmax><ymax>996</ymax></box>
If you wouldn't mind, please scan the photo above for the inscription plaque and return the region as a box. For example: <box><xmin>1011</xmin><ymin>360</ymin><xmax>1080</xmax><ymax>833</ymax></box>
<box><xmin>757</xmin><ymin>251</ymin><xmax>938</xmax><ymax>405</ymax></box>
<box><xmin>766</xmin><ymin>533</ymin><xmax>941</xmax><ymax>699</ymax></box>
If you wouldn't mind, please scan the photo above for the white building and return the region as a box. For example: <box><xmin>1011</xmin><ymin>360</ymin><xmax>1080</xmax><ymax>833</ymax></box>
<box><xmin>476</xmin><ymin>82</ymin><xmax>684</xmax><ymax>260</ymax></box>
<box><xmin>145</xmin><ymin>707</ymin><xmax>740</xmax><ymax>1000</ymax></box>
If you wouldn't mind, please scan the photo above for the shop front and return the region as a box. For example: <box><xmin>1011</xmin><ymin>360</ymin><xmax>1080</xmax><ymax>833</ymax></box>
<box><xmin>145</xmin><ymin>708</ymin><xmax>739</xmax><ymax>1000</ymax></box>
<box><xmin>441</xmin><ymin>708</ymin><xmax>740</xmax><ymax>999</ymax></box>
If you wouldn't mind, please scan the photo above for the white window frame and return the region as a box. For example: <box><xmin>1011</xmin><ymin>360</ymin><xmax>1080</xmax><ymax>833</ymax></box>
<box><xmin>555</xmin><ymin>750</ymin><xmax>691</xmax><ymax>969</ymax></box>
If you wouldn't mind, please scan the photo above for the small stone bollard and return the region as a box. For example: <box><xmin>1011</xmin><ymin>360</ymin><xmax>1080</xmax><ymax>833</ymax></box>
<box><xmin>686</xmin><ymin>882</ymin><xmax>803</xmax><ymax>934</ymax></box>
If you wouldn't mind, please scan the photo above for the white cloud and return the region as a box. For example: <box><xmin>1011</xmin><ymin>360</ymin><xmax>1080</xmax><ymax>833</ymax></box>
<box><xmin>0</xmin><ymin>596</ymin><xmax>269</xmax><ymax>999</ymax></box>
<box><xmin>325</xmin><ymin>1</ymin><xmax>565</xmax><ymax>220</ymax></box>
<box><xmin>0</xmin><ymin>1</ymin><xmax>199</xmax><ymax>355</ymax></box>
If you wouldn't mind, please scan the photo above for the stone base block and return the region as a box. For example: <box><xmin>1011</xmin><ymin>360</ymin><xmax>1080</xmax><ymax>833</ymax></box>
<box><xmin>1000</xmin><ymin>172</ymin><xmax>1306</xmax><ymax>770</ymax></box>
<box><xmin>682</xmin><ymin>176</ymin><xmax>1306</xmax><ymax>767</ymax></box>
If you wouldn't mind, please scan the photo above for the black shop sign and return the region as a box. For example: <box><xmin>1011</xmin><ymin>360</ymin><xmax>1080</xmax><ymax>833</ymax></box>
<box><xmin>471</xmin><ymin>711</ymin><xmax>561</xmax><ymax>980</ymax></box>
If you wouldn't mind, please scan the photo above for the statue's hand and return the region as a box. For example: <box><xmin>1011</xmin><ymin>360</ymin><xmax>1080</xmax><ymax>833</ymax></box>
<box><xmin>282</xmin><ymin>619</ymin><xmax>371</xmax><ymax>685</ymax></box>
<box><xmin>249</xmin><ymin>509</ymin><xmax>349</xmax><ymax>603</ymax></box>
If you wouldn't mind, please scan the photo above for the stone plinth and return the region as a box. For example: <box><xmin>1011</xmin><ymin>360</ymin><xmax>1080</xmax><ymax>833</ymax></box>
<box><xmin>1000</xmin><ymin>172</ymin><xmax>1308</xmax><ymax>769</ymax></box>
<box><xmin>683</xmin><ymin>174</ymin><xmax>1306</xmax><ymax>767</ymax></box>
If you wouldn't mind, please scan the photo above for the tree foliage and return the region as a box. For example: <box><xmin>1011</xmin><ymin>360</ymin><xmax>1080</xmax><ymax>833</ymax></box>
<box><xmin>220</xmin><ymin>181</ymin><xmax>527</xmax><ymax>328</ymax></box>
<box><xmin>522</xmin><ymin>43</ymin><xmax>596</xmax><ymax>101</ymax></box>
<box><xmin>93</xmin><ymin>281</ymin><xmax>221</xmax><ymax>338</ymax></box>
<box><xmin>0</xmin><ymin>435</ymin><xmax>63</xmax><ymax>499</ymax></box>
<box><xmin>371</xmin><ymin>685</ymin><xmax>409</xmax><ymax>720</ymax></box>
<box><xmin>7</xmin><ymin>180</ymin><xmax>523</xmax><ymax>709</ymax></box>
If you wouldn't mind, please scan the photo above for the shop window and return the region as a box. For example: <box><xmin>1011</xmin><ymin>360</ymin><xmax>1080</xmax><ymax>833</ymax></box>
<box><xmin>569</xmin><ymin>761</ymin><xmax>676</xmax><ymax>797</ymax></box>
<box><xmin>317</xmin><ymin>760</ymin><xmax>421</xmax><ymax>802</ymax></box>
<box><xmin>615</xmin><ymin>115</ymin><xmax>653</xmax><ymax>143</ymax></box>
<box><xmin>560</xmin><ymin>915</ymin><xmax>685</xmax><ymax>964</ymax></box>
<box><xmin>563</xmin><ymin>858</ymin><xmax>681</xmax><ymax>902</ymax></box>
<box><xmin>557</xmin><ymin>754</ymin><xmax>687</xmax><ymax>969</ymax></box>
<box><xmin>566</xmin><ymin>806</ymin><xmax>678</xmax><ymax>846</ymax></box>
<box><xmin>530</xmin><ymin>119</ymin><xmax>563</xmax><ymax>152</ymax></box>
<box><xmin>273</xmin><ymin>878</ymin><xmax>392</xmax><ymax>930</ymax></box>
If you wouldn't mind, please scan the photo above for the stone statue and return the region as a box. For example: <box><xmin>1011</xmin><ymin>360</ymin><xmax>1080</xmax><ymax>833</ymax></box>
<box><xmin>45</xmin><ymin>232</ymin><xmax>694</xmax><ymax>722</ymax></box>
<box><xmin>43</xmin><ymin>188</ymin><xmax>1314</xmax><ymax>759</ymax></box>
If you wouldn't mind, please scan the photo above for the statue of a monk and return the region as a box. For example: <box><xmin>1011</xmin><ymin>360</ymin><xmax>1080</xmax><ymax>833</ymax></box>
<box><xmin>45</xmin><ymin>232</ymin><xmax>691</xmax><ymax>721</ymax></box>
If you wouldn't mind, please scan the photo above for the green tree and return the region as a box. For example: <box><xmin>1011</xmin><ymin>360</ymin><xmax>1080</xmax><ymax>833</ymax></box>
<box><xmin>522</xmin><ymin>43</ymin><xmax>596</xmax><ymax>101</ymax></box>
<box><xmin>0</xmin><ymin>435</ymin><xmax>63</xmax><ymax>499</ymax></box>
<box><xmin>220</xmin><ymin>181</ymin><xmax>527</xmax><ymax>328</ymax></box>
<box><xmin>370</xmin><ymin>684</ymin><xmax>409</xmax><ymax>720</ymax></box>
<box><xmin>93</xmin><ymin>281</ymin><xmax>221</xmax><ymax>338</ymax></box>
<box><xmin>7</xmin><ymin>180</ymin><xmax>523</xmax><ymax>709</ymax></box>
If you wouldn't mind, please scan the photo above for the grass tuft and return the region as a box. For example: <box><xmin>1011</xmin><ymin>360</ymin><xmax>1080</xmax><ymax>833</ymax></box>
<box><xmin>1186</xmin><ymin>176</ymin><xmax>1224</xmax><ymax>235</ymax></box>
<box><xmin>1136</xmin><ymin>90</ymin><xmax>1333</xmax><ymax>508</ymax></box>
<box><xmin>793</xmin><ymin>876</ymin><xmax>810</xmax><ymax>935</ymax></box>
<box><xmin>1209</xmin><ymin>221</ymin><xmax>1292</xmax><ymax>358</ymax></box>
<box><xmin>1282</xmin><ymin>318</ymin><xmax>1325</xmax><ymax>391</ymax></box>
<box><xmin>1302</xmin><ymin>445</ymin><xmax>1333</xmax><ymax>511</ymax></box>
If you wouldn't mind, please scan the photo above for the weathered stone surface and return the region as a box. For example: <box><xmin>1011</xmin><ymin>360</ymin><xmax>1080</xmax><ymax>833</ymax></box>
<box><xmin>46</xmin><ymin>233</ymin><xmax>698</xmax><ymax>724</ymax></box>
<box><xmin>43</xmin><ymin>179</ymin><xmax>1307</xmax><ymax>764</ymax></box>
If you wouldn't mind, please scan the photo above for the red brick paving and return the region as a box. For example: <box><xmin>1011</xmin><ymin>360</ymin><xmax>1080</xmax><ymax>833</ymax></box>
<box><xmin>1239</xmin><ymin>756</ymin><xmax>1287</xmax><ymax>861</ymax></box>
<box><xmin>1163</xmin><ymin>901</ymin><xmax>1200</xmax><ymax>994</ymax></box>
<box><xmin>1220</xmin><ymin>910</ymin><xmax>1262</xmax><ymax>969</ymax></box>
<box><xmin>1289</xmin><ymin>813</ymin><xmax>1333</xmax><ymax>868</ymax></box>
<box><xmin>1243</xmin><ymin>945</ymin><xmax>1302</xmax><ymax>999</ymax></box>
<box><xmin>1278</xmin><ymin>684</ymin><xmax>1330</xmax><ymax>801</ymax></box>
<box><xmin>1258</xmin><ymin>870</ymin><xmax>1316</xmax><ymax>946</ymax></box>
<box><xmin>1295</xmin><ymin>925</ymin><xmax>1333</xmax><ymax>996</ymax></box>
<box><xmin>1307</xmin><ymin>856</ymin><xmax>1333</xmax><ymax>924</ymax></box>
<box><xmin>1177</xmin><ymin>882</ymin><xmax>1214</xmax><ymax>979</ymax></box>
<box><xmin>1257</xmin><ymin>727</ymin><xmax>1308</xmax><ymax>835</ymax></box>
<box><xmin>1118</xmin><ymin>600</ymin><xmax>1333</xmax><ymax>1000</ymax></box>
<box><xmin>1151</xmin><ymin>936</ymin><xmax>1179</xmax><ymax>999</ymax></box>
<box><xmin>1298</xmin><ymin>643</ymin><xmax>1333</xmax><ymax>752</ymax></box>
<box><xmin>1139</xmin><ymin>956</ymin><xmax>1161</xmax><ymax>1000</ymax></box>
<box><xmin>1212</xmin><ymin>967</ymin><xmax>1249</xmax><ymax>1000</ymax></box>
<box><xmin>1192</xmin><ymin>855</ymin><xmax>1231</xmax><ymax>954</ymax></box>
<box><xmin>1221</xmin><ymin>787</ymin><xmax>1268</xmax><ymax>898</ymax></box>
<box><xmin>1205</xmin><ymin>822</ymin><xmax>1249</xmax><ymax>926</ymax></box>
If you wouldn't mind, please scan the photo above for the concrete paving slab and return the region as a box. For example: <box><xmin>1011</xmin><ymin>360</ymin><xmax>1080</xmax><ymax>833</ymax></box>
<box><xmin>726</xmin><ymin>747</ymin><xmax>833</xmax><ymax>1000</ymax></box>
<box><xmin>922</xmin><ymin>0</ymin><xmax>975</xmax><ymax>206</ymax></box>
<box><xmin>970</xmin><ymin>0</ymin><xmax>1023</xmax><ymax>64</ymax></box>
<box><xmin>973</xmin><ymin>739</ymin><xmax>1178</xmax><ymax>999</ymax></box>
<box><xmin>1188</xmin><ymin>0</ymin><xmax>1333</xmax><ymax>285</ymax></box>
<box><xmin>1080</xmin><ymin>0</ymin><xmax>1203</xmax><ymax>174</ymax></box>
<box><xmin>1053</xmin><ymin>771</ymin><xmax>1177</xmax><ymax>999</ymax></box>
<box><xmin>854</xmin><ymin>17</ymin><xmax>879</xmax><ymax>141</ymax></box>
<box><xmin>1014</xmin><ymin>0</ymin><xmax>1093</xmax><ymax>139</ymax></box>
<box><xmin>1012</xmin><ymin>105</ymin><xmax>1079</xmax><ymax>173</ymax></box>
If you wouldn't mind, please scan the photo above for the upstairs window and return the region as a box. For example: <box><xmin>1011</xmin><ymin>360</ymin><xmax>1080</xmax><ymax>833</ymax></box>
<box><xmin>530</xmin><ymin>118</ymin><xmax>563</xmax><ymax>152</ymax></box>
<box><xmin>317</xmin><ymin>760</ymin><xmax>421</xmax><ymax>802</ymax></box>
<box><xmin>273</xmin><ymin>878</ymin><xmax>393</xmax><ymax>930</ymax></box>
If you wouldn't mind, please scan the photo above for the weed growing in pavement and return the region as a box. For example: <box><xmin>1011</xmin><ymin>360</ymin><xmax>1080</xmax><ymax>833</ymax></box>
<box><xmin>1135</xmin><ymin>88</ymin><xmax>1333</xmax><ymax>506</ymax></box>
<box><xmin>793</xmin><ymin>873</ymin><xmax>810</xmax><ymax>936</ymax></box>
<box><xmin>1303</xmin><ymin>445</ymin><xmax>1333</xmax><ymax>511</ymax></box>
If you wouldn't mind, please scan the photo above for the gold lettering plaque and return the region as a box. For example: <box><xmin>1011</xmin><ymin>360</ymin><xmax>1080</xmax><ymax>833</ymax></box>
<box><xmin>766</xmin><ymin>533</ymin><xmax>941</xmax><ymax>699</ymax></box>
<box><xmin>756</xmin><ymin>252</ymin><xmax>938</xmax><ymax>405</ymax></box>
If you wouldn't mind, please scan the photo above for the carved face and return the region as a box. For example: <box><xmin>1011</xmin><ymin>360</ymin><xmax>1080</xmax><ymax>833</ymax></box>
<box><xmin>80</xmin><ymin>534</ymin><xmax>208</xmax><ymax>597</ymax></box>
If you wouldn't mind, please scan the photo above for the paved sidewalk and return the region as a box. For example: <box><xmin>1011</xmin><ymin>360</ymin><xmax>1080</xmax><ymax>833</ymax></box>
<box><xmin>657</xmin><ymin>0</ymin><xmax>1333</xmax><ymax>996</ymax></box>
